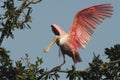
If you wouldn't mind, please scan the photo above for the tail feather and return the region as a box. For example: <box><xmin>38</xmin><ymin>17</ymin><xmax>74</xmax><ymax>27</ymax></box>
<box><xmin>73</xmin><ymin>52</ymin><xmax>82</xmax><ymax>63</ymax></box>
<box><xmin>75</xmin><ymin>53</ymin><xmax>82</xmax><ymax>62</ymax></box>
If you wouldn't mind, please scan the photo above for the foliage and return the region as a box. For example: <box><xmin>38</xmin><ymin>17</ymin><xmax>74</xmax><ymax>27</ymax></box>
<box><xmin>0</xmin><ymin>44</ymin><xmax>120</xmax><ymax>80</ymax></box>
<box><xmin>37</xmin><ymin>45</ymin><xmax>120</xmax><ymax>80</ymax></box>
<box><xmin>0</xmin><ymin>49</ymin><xmax>43</xmax><ymax>80</ymax></box>
<box><xmin>0</xmin><ymin>0</ymin><xmax>120</xmax><ymax>80</ymax></box>
<box><xmin>0</xmin><ymin>0</ymin><xmax>41</xmax><ymax>46</ymax></box>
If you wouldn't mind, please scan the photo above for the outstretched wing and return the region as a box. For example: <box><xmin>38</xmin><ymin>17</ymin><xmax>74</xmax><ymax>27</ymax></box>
<box><xmin>68</xmin><ymin>4</ymin><xmax>113</xmax><ymax>49</ymax></box>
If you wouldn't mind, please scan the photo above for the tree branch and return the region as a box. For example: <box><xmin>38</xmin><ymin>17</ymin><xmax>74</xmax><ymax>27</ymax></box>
<box><xmin>0</xmin><ymin>0</ymin><xmax>32</xmax><ymax>46</ymax></box>
<box><xmin>37</xmin><ymin>59</ymin><xmax>120</xmax><ymax>79</ymax></box>
<box><xmin>108</xmin><ymin>59</ymin><xmax>120</xmax><ymax>64</ymax></box>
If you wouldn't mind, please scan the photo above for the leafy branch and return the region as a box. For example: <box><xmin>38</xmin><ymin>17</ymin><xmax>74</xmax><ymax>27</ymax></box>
<box><xmin>37</xmin><ymin>44</ymin><xmax>120</xmax><ymax>80</ymax></box>
<box><xmin>0</xmin><ymin>0</ymin><xmax>41</xmax><ymax>46</ymax></box>
<box><xmin>37</xmin><ymin>56</ymin><xmax>120</xmax><ymax>80</ymax></box>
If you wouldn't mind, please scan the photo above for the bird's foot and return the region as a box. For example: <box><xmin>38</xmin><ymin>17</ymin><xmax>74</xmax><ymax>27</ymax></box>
<box><xmin>52</xmin><ymin>66</ymin><xmax>61</xmax><ymax>71</ymax></box>
<box><xmin>71</xmin><ymin>64</ymin><xmax>76</xmax><ymax>70</ymax></box>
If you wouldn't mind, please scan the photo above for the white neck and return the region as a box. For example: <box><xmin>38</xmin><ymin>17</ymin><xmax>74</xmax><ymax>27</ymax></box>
<box><xmin>59</xmin><ymin>34</ymin><xmax>69</xmax><ymax>45</ymax></box>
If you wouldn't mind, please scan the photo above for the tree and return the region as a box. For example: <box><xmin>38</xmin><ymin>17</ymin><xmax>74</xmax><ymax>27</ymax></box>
<box><xmin>0</xmin><ymin>0</ymin><xmax>120</xmax><ymax>80</ymax></box>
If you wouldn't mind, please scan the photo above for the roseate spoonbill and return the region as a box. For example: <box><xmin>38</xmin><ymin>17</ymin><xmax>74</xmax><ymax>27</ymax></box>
<box><xmin>44</xmin><ymin>4</ymin><xmax>113</xmax><ymax>66</ymax></box>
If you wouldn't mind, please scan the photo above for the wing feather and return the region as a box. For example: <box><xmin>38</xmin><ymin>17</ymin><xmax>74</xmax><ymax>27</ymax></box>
<box><xmin>68</xmin><ymin>4</ymin><xmax>113</xmax><ymax>49</ymax></box>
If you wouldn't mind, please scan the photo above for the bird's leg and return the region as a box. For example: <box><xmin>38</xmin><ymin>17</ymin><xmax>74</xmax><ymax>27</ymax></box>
<box><xmin>44</xmin><ymin>36</ymin><xmax>60</xmax><ymax>53</ymax></box>
<box><xmin>59</xmin><ymin>54</ymin><xmax>66</xmax><ymax>67</ymax></box>
<box><xmin>72</xmin><ymin>54</ymin><xmax>76</xmax><ymax>67</ymax></box>
<box><xmin>52</xmin><ymin>57</ymin><xmax>66</xmax><ymax>70</ymax></box>
<box><xmin>73</xmin><ymin>62</ymin><xmax>76</xmax><ymax>67</ymax></box>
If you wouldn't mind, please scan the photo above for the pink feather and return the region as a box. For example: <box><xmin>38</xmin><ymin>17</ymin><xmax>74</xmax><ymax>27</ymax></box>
<box><xmin>68</xmin><ymin>4</ymin><xmax>113</xmax><ymax>49</ymax></box>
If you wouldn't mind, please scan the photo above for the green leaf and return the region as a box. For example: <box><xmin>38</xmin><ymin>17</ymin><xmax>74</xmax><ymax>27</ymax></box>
<box><xmin>0</xmin><ymin>28</ymin><xmax>3</xmax><ymax>32</ymax></box>
<box><xmin>26</xmin><ymin>24</ymin><xmax>31</xmax><ymax>29</ymax></box>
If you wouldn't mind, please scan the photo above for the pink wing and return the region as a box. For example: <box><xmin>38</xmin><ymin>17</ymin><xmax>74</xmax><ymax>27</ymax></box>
<box><xmin>68</xmin><ymin>4</ymin><xmax>113</xmax><ymax>49</ymax></box>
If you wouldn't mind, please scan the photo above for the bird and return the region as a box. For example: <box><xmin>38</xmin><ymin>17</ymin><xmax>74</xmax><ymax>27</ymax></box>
<box><xmin>44</xmin><ymin>4</ymin><xmax>113</xmax><ymax>67</ymax></box>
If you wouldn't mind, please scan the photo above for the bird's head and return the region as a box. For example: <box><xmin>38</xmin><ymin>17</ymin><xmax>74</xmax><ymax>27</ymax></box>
<box><xmin>51</xmin><ymin>24</ymin><xmax>66</xmax><ymax>36</ymax></box>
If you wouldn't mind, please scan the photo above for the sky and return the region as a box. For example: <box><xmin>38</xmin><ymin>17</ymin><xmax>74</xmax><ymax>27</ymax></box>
<box><xmin>1</xmin><ymin>0</ymin><xmax>120</xmax><ymax>79</ymax></box>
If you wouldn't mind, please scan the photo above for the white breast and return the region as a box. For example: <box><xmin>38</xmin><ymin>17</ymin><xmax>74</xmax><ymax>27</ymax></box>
<box><xmin>59</xmin><ymin>34</ymin><xmax>69</xmax><ymax>45</ymax></box>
